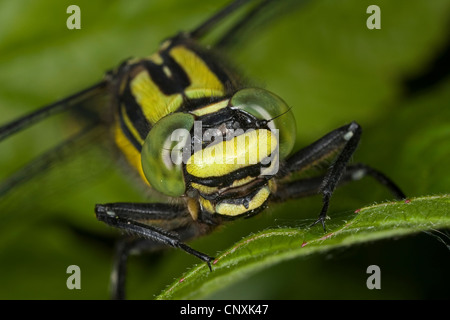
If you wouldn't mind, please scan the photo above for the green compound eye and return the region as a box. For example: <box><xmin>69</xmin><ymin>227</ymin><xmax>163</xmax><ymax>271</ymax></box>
<box><xmin>141</xmin><ymin>113</ymin><xmax>194</xmax><ymax>197</ymax></box>
<box><xmin>230</xmin><ymin>88</ymin><xmax>297</xmax><ymax>159</ymax></box>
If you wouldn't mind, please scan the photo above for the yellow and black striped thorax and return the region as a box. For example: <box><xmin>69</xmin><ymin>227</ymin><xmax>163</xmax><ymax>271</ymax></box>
<box><xmin>112</xmin><ymin>34</ymin><xmax>296</xmax><ymax>219</ymax></box>
<box><xmin>113</xmin><ymin>34</ymin><xmax>239</xmax><ymax>181</ymax></box>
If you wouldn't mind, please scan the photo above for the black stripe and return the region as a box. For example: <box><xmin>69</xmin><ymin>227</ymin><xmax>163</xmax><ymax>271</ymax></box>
<box><xmin>186</xmin><ymin>163</ymin><xmax>264</xmax><ymax>187</ymax></box>
<box><xmin>121</xmin><ymin>79</ymin><xmax>151</xmax><ymax>141</ymax></box>
<box><xmin>118</xmin><ymin>104</ymin><xmax>142</xmax><ymax>152</ymax></box>
<box><xmin>143</xmin><ymin>54</ymin><xmax>190</xmax><ymax>95</ymax></box>
<box><xmin>199</xmin><ymin>178</ymin><xmax>267</xmax><ymax>202</ymax></box>
<box><xmin>195</xmin><ymin>107</ymin><xmax>235</xmax><ymax>127</ymax></box>
<box><xmin>166</xmin><ymin>36</ymin><xmax>239</xmax><ymax>94</ymax></box>
<box><xmin>217</xmin><ymin>185</ymin><xmax>264</xmax><ymax>206</ymax></box>
<box><xmin>220</xmin><ymin>199</ymin><xmax>269</xmax><ymax>221</ymax></box>
<box><xmin>192</xmin><ymin>49</ymin><xmax>234</xmax><ymax>88</ymax></box>
<box><xmin>178</xmin><ymin>95</ymin><xmax>231</xmax><ymax>113</ymax></box>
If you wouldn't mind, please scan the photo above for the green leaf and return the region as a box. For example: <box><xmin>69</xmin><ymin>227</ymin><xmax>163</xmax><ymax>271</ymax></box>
<box><xmin>158</xmin><ymin>195</ymin><xmax>450</xmax><ymax>300</ymax></box>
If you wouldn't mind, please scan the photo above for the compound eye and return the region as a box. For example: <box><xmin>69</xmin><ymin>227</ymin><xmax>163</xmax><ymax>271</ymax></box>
<box><xmin>230</xmin><ymin>88</ymin><xmax>296</xmax><ymax>159</ymax></box>
<box><xmin>141</xmin><ymin>113</ymin><xmax>194</xmax><ymax>197</ymax></box>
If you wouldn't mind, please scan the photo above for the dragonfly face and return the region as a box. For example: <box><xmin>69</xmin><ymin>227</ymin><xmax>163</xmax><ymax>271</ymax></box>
<box><xmin>142</xmin><ymin>88</ymin><xmax>296</xmax><ymax>218</ymax></box>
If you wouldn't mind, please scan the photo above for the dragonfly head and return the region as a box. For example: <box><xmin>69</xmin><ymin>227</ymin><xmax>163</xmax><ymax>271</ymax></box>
<box><xmin>141</xmin><ymin>88</ymin><xmax>296</xmax><ymax>218</ymax></box>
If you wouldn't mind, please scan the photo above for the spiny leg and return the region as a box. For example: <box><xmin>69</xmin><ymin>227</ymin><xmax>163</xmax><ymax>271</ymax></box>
<box><xmin>96</xmin><ymin>203</ymin><xmax>215</xmax><ymax>266</ymax></box>
<box><xmin>313</xmin><ymin>122</ymin><xmax>362</xmax><ymax>230</ymax></box>
<box><xmin>95</xmin><ymin>203</ymin><xmax>215</xmax><ymax>298</ymax></box>
<box><xmin>279</xmin><ymin>121</ymin><xmax>404</xmax><ymax>231</ymax></box>
<box><xmin>273</xmin><ymin>163</ymin><xmax>406</xmax><ymax>202</ymax></box>
<box><xmin>110</xmin><ymin>237</ymin><xmax>166</xmax><ymax>300</ymax></box>
<box><xmin>344</xmin><ymin>163</ymin><xmax>406</xmax><ymax>199</ymax></box>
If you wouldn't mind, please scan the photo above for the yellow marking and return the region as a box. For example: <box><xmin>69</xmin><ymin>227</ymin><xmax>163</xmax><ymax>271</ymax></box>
<box><xmin>130</xmin><ymin>71</ymin><xmax>183</xmax><ymax>124</ymax></box>
<box><xmin>216</xmin><ymin>186</ymin><xmax>270</xmax><ymax>217</ymax></box>
<box><xmin>114</xmin><ymin>124</ymin><xmax>149</xmax><ymax>186</ymax></box>
<box><xmin>191</xmin><ymin>177</ymin><xmax>257</xmax><ymax>195</ymax></box>
<box><xmin>185</xmin><ymin>89</ymin><xmax>225</xmax><ymax>100</ymax></box>
<box><xmin>123</xmin><ymin>57</ymin><xmax>142</xmax><ymax>66</ymax></box>
<box><xmin>186</xmin><ymin>129</ymin><xmax>278</xmax><ymax>178</ymax></box>
<box><xmin>231</xmin><ymin>176</ymin><xmax>256</xmax><ymax>188</ymax></box>
<box><xmin>163</xmin><ymin>65</ymin><xmax>172</xmax><ymax>78</ymax></box>
<box><xmin>120</xmin><ymin>105</ymin><xmax>144</xmax><ymax>145</ymax></box>
<box><xmin>199</xmin><ymin>196</ymin><xmax>215</xmax><ymax>214</ymax></box>
<box><xmin>149</xmin><ymin>52</ymin><xmax>164</xmax><ymax>65</ymax></box>
<box><xmin>191</xmin><ymin>183</ymin><xmax>219</xmax><ymax>195</ymax></box>
<box><xmin>130</xmin><ymin>45</ymin><xmax>228</xmax><ymax>125</ymax></box>
<box><xmin>260</xmin><ymin>153</ymin><xmax>279</xmax><ymax>176</ymax></box>
<box><xmin>169</xmin><ymin>46</ymin><xmax>225</xmax><ymax>97</ymax></box>
<box><xmin>160</xmin><ymin>39</ymin><xmax>171</xmax><ymax>51</ymax></box>
<box><xmin>268</xmin><ymin>179</ymin><xmax>277</xmax><ymax>193</ymax></box>
<box><xmin>119</xmin><ymin>76</ymin><xmax>128</xmax><ymax>94</ymax></box>
<box><xmin>191</xmin><ymin>99</ymin><xmax>229</xmax><ymax>117</ymax></box>
<box><xmin>187</xmin><ymin>198</ymin><xmax>199</xmax><ymax>221</ymax></box>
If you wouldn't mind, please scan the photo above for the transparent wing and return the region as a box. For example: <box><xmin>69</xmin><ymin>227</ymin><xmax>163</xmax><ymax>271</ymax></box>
<box><xmin>190</xmin><ymin>0</ymin><xmax>311</xmax><ymax>53</ymax></box>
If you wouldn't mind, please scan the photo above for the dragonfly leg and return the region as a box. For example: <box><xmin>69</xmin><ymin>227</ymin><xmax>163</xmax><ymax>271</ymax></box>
<box><xmin>276</xmin><ymin>122</ymin><xmax>405</xmax><ymax>231</ymax></box>
<box><xmin>95</xmin><ymin>202</ymin><xmax>216</xmax><ymax>299</ymax></box>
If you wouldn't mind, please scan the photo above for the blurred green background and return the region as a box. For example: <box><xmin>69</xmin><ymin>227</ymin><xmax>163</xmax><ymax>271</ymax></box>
<box><xmin>0</xmin><ymin>0</ymin><xmax>449</xmax><ymax>299</ymax></box>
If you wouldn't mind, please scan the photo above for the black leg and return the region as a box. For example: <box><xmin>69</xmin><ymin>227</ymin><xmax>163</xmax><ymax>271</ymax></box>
<box><xmin>273</xmin><ymin>164</ymin><xmax>406</xmax><ymax>231</ymax></box>
<box><xmin>273</xmin><ymin>163</ymin><xmax>406</xmax><ymax>202</ymax></box>
<box><xmin>278</xmin><ymin>122</ymin><xmax>362</xmax><ymax>230</ymax></box>
<box><xmin>271</xmin><ymin>176</ymin><xmax>324</xmax><ymax>201</ymax></box>
<box><xmin>278</xmin><ymin>121</ymin><xmax>404</xmax><ymax>231</ymax></box>
<box><xmin>312</xmin><ymin>122</ymin><xmax>362</xmax><ymax>230</ymax></box>
<box><xmin>344</xmin><ymin>163</ymin><xmax>406</xmax><ymax>199</ymax></box>
<box><xmin>111</xmin><ymin>238</ymin><xmax>135</xmax><ymax>300</ymax></box>
<box><xmin>95</xmin><ymin>203</ymin><xmax>215</xmax><ymax>269</ymax></box>
<box><xmin>280</xmin><ymin>122</ymin><xmax>360</xmax><ymax>177</ymax></box>
<box><xmin>275</xmin><ymin>120</ymin><xmax>405</xmax><ymax>231</ymax></box>
<box><xmin>96</xmin><ymin>202</ymin><xmax>191</xmax><ymax>221</ymax></box>
<box><xmin>110</xmin><ymin>237</ymin><xmax>166</xmax><ymax>300</ymax></box>
<box><xmin>100</xmin><ymin>203</ymin><xmax>219</xmax><ymax>300</ymax></box>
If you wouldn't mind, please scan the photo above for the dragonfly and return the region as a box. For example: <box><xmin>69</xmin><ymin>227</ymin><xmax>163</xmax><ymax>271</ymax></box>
<box><xmin>0</xmin><ymin>0</ymin><xmax>406</xmax><ymax>299</ymax></box>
